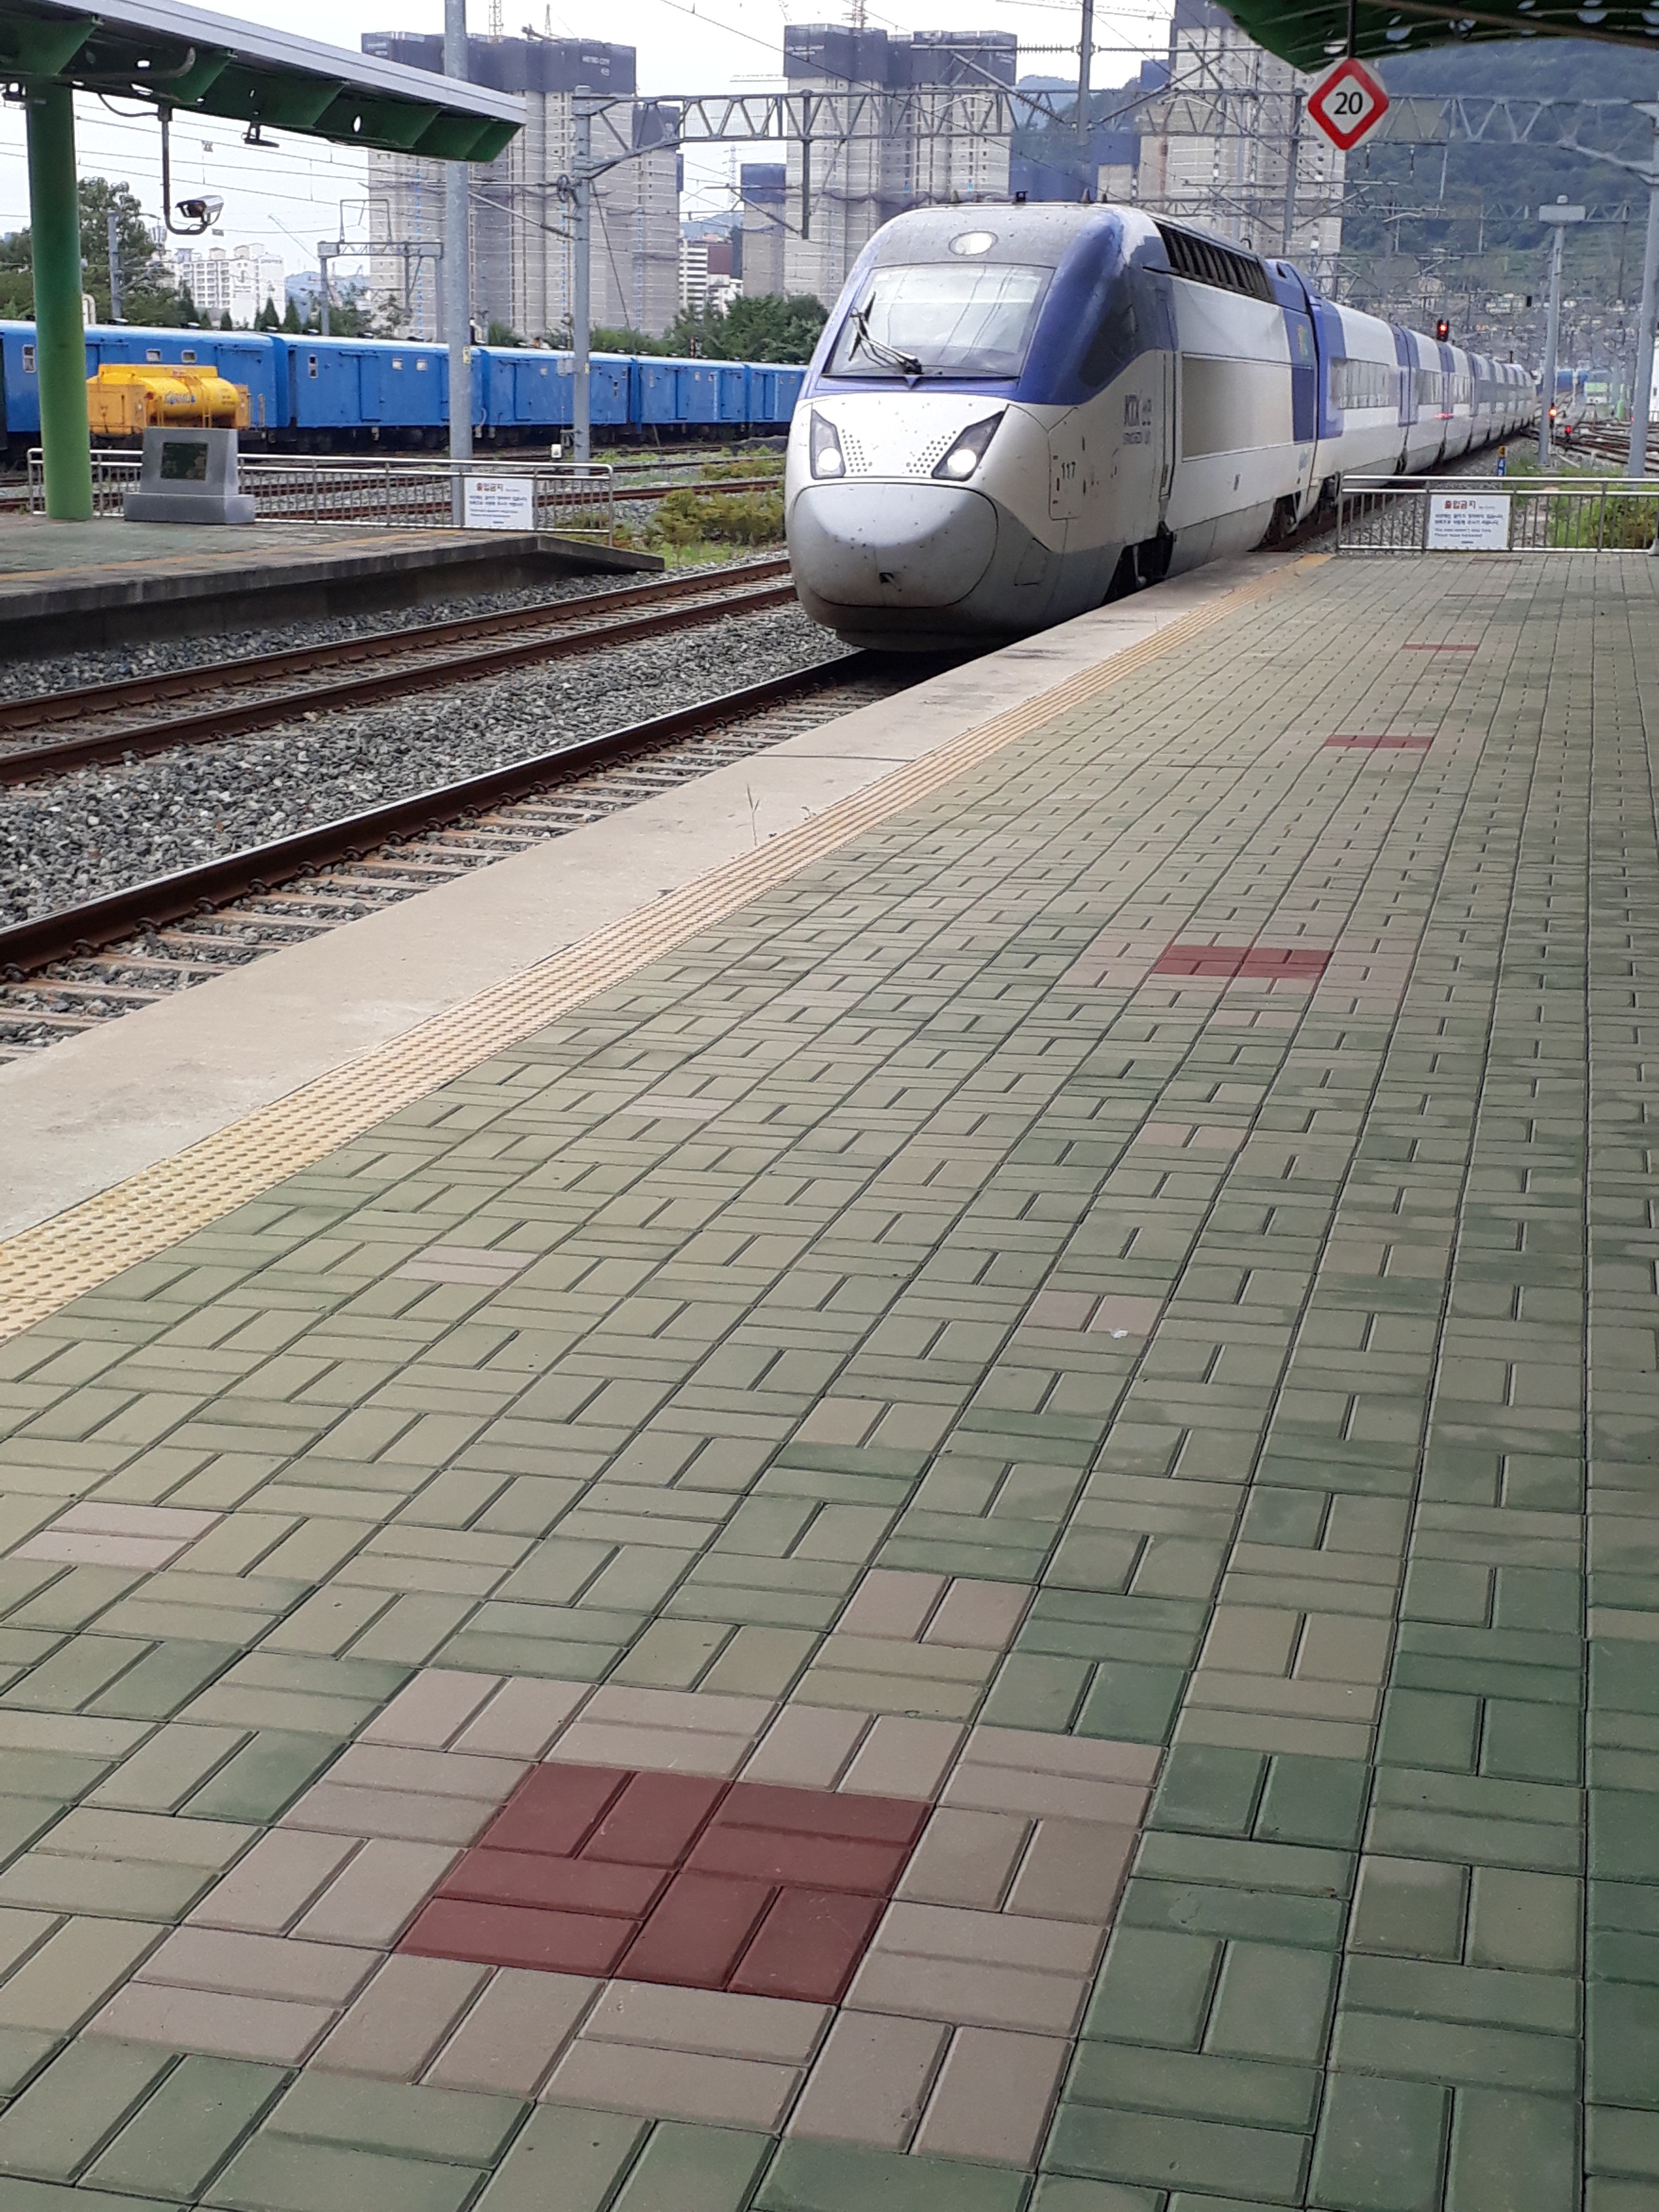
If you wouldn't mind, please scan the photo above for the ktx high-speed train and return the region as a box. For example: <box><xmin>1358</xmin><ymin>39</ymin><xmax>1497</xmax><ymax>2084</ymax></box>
<box><xmin>786</xmin><ymin>204</ymin><xmax>1535</xmax><ymax>648</ymax></box>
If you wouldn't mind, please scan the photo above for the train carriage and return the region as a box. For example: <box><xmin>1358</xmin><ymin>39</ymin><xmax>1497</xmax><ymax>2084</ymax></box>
<box><xmin>785</xmin><ymin>202</ymin><xmax>1538</xmax><ymax>651</ymax></box>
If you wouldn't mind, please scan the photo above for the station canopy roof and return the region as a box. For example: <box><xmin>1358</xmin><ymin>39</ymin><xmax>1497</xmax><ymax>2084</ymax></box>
<box><xmin>1212</xmin><ymin>0</ymin><xmax>1659</xmax><ymax>71</ymax></box>
<box><xmin>0</xmin><ymin>0</ymin><xmax>522</xmax><ymax>157</ymax></box>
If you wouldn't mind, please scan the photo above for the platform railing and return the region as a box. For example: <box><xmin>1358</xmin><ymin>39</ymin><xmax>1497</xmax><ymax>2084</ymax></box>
<box><xmin>26</xmin><ymin>452</ymin><xmax>615</xmax><ymax>542</ymax></box>
<box><xmin>1336</xmin><ymin>473</ymin><xmax>1659</xmax><ymax>555</ymax></box>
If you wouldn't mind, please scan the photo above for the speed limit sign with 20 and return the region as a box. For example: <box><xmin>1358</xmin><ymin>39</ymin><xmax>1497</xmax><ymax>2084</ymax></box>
<box><xmin>1306</xmin><ymin>57</ymin><xmax>1390</xmax><ymax>152</ymax></box>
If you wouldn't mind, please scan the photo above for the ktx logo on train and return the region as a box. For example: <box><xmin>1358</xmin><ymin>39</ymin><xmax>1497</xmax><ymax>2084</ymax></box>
<box><xmin>1307</xmin><ymin>57</ymin><xmax>1389</xmax><ymax>153</ymax></box>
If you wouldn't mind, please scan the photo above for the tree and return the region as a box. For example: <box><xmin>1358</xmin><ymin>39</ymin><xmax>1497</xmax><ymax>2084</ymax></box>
<box><xmin>281</xmin><ymin>295</ymin><xmax>302</xmax><ymax>332</ymax></box>
<box><xmin>255</xmin><ymin>295</ymin><xmax>281</xmax><ymax>330</ymax></box>
<box><xmin>0</xmin><ymin>176</ymin><xmax>193</xmax><ymax>325</ymax></box>
<box><xmin>659</xmin><ymin>293</ymin><xmax>827</xmax><ymax>363</ymax></box>
<box><xmin>219</xmin><ymin>308</ymin><xmax>234</xmax><ymax>331</ymax></box>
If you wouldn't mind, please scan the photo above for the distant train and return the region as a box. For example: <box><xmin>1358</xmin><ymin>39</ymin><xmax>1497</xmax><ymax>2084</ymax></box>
<box><xmin>0</xmin><ymin>321</ymin><xmax>807</xmax><ymax>462</ymax></box>
<box><xmin>787</xmin><ymin>205</ymin><xmax>1537</xmax><ymax>649</ymax></box>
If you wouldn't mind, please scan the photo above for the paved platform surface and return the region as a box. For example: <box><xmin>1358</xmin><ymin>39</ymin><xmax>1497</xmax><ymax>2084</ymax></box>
<box><xmin>0</xmin><ymin>548</ymin><xmax>1650</xmax><ymax>2212</ymax></box>
<box><xmin>0</xmin><ymin>518</ymin><xmax>654</xmax><ymax>649</ymax></box>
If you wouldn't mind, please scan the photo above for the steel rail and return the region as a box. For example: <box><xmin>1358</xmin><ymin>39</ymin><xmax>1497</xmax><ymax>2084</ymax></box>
<box><xmin>0</xmin><ymin>576</ymin><xmax>802</xmax><ymax>787</ymax></box>
<box><xmin>0</xmin><ymin>554</ymin><xmax>793</xmax><ymax>737</ymax></box>
<box><xmin>0</xmin><ymin>654</ymin><xmax>874</xmax><ymax>978</ymax></box>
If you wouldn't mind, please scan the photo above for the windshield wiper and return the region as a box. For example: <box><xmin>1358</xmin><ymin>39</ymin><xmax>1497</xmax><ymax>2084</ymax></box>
<box><xmin>847</xmin><ymin>307</ymin><xmax>923</xmax><ymax>379</ymax></box>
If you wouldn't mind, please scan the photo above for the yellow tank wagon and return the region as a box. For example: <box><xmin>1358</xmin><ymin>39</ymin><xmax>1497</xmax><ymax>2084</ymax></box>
<box><xmin>86</xmin><ymin>363</ymin><xmax>250</xmax><ymax>436</ymax></box>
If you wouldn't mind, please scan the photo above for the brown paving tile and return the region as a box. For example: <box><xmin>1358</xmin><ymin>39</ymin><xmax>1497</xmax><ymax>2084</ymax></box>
<box><xmin>728</xmin><ymin>1886</ymin><xmax>883</xmax><ymax>2002</ymax></box>
<box><xmin>913</xmin><ymin>2025</ymin><xmax>1067</xmax><ymax>2166</ymax></box>
<box><xmin>615</xmin><ymin>1870</ymin><xmax>772</xmax><ymax>1987</ymax></box>
<box><xmin>403</xmin><ymin>1895</ymin><xmax>635</xmax><ymax>1976</ymax></box>
<box><xmin>423</xmin><ymin>1967</ymin><xmax>597</xmax><ymax>2095</ymax></box>
<box><xmin>540</xmin><ymin>2037</ymin><xmax>799</xmax><ymax>2127</ymax></box>
<box><xmin>582</xmin><ymin>1980</ymin><xmax>826</xmax><ymax>2063</ymax></box>
<box><xmin>91</xmin><ymin>1979</ymin><xmax>334</xmax><ymax>2064</ymax></box>
<box><xmin>443</xmin><ymin>1847</ymin><xmax>663</xmax><ymax>1918</ymax></box>
<box><xmin>787</xmin><ymin>2010</ymin><xmax>950</xmax><ymax>2148</ymax></box>
<box><xmin>310</xmin><ymin>1952</ymin><xmax>489</xmax><ymax>2080</ymax></box>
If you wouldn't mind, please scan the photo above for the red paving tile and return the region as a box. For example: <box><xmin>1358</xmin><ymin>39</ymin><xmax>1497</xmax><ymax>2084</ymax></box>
<box><xmin>581</xmin><ymin>1772</ymin><xmax>728</xmax><ymax>1867</ymax></box>
<box><xmin>728</xmin><ymin>1887</ymin><xmax>885</xmax><ymax>2003</ymax></box>
<box><xmin>688</xmin><ymin>1824</ymin><xmax>909</xmax><ymax>1894</ymax></box>
<box><xmin>483</xmin><ymin>1765</ymin><xmax>629</xmax><ymax>1856</ymax></box>
<box><xmin>715</xmin><ymin>1782</ymin><xmax>930</xmax><ymax>1846</ymax></box>
<box><xmin>396</xmin><ymin>1763</ymin><xmax>933</xmax><ymax>1998</ymax></box>
<box><xmin>1153</xmin><ymin>941</ymin><xmax>1331</xmax><ymax>981</ymax></box>
<box><xmin>402</xmin><ymin>1895</ymin><xmax>635</xmax><ymax>1975</ymax></box>
<box><xmin>617</xmin><ymin>1870</ymin><xmax>774</xmax><ymax>1987</ymax></box>
<box><xmin>442</xmin><ymin>1847</ymin><xmax>665</xmax><ymax>1917</ymax></box>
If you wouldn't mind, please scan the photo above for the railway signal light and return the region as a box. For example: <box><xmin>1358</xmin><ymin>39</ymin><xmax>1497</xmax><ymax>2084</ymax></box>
<box><xmin>1434</xmin><ymin>319</ymin><xmax>1450</xmax><ymax>342</ymax></box>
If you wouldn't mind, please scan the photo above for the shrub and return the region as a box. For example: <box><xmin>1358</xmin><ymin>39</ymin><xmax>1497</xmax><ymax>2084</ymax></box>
<box><xmin>647</xmin><ymin>486</ymin><xmax>783</xmax><ymax>547</ymax></box>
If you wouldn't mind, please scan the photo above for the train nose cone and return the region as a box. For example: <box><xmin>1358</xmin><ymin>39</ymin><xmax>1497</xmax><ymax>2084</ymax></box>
<box><xmin>789</xmin><ymin>482</ymin><xmax>997</xmax><ymax>608</ymax></box>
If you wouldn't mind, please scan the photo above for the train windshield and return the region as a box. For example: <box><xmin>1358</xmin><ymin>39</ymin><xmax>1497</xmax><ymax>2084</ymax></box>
<box><xmin>825</xmin><ymin>264</ymin><xmax>1049</xmax><ymax>380</ymax></box>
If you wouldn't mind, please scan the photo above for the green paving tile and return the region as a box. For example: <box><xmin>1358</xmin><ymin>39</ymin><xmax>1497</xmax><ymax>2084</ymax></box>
<box><xmin>203</xmin><ymin>2135</ymin><xmax>482</xmax><ymax>2212</ymax></box>
<box><xmin>1446</xmin><ymin>2088</ymin><xmax>1578</xmax><ymax>2212</ymax></box>
<box><xmin>1149</xmin><ymin>1746</ymin><xmax>1265</xmax><ymax>1836</ymax></box>
<box><xmin>611</xmin><ymin>2123</ymin><xmax>771</xmax><ymax>2211</ymax></box>
<box><xmin>757</xmin><ymin>2140</ymin><xmax>1029</xmax><ymax>2211</ymax></box>
<box><xmin>83</xmin><ymin>2057</ymin><xmax>287</xmax><ymax>2200</ymax></box>
<box><xmin>264</xmin><ymin>2075</ymin><xmax>522</xmax><ymax>2163</ymax></box>
<box><xmin>0</xmin><ymin>2182</ymin><xmax>183</xmax><ymax>2212</ymax></box>
<box><xmin>1081</xmin><ymin>1927</ymin><xmax>1220</xmax><ymax>2048</ymax></box>
<box><xmin>1309</xmin><ymin>2075</ymin><xmax>1448</xmax><ymax>2212</ymax></box>
<box><xmin>1066</xmin><ymin>2042</ymin><xmax>1318</xmax><ymax>2128</ymax></box>
<box><xmin>0</xmin><ymin>2038</ymin><xmax>174</xmax><ymax>2180</ymax></box>
<box><xmin>1044</xmin><ymin>2104</ymin><xmax>1308</xmax><ymax>2201</ymax></box>
<box><xmin>1075</xmin><ymin>1663</ymin><xmax>1186</xmax><ymax>1744</ymax></box>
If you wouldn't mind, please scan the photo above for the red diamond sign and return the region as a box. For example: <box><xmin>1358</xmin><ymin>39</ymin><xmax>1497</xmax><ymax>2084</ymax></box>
<box><xmin>1307</xmin><ymin>56</ymin><xmax>1389</xmax><ymax>152</ymax></box>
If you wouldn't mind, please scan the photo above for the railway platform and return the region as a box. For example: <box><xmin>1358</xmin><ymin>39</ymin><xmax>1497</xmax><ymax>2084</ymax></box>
<box><xmin>0</xmin><ymin>517</ymin><xmax>659</xmax><ymax>656</ymax></box>
<box><xmin>0</xmin><ymin>544</ymin><xmax>1648</xmax><ymax>2212</ymax></box>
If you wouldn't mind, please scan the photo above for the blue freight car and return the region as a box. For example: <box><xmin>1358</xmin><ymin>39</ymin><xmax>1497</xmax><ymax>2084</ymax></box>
<box><xmin>0</xmin><ymin>319</ymin><xmax>804</xmax><ymax>459</ymax></box>
<box><xmin>476</xmin><ymin>348</ymin><xmax>632</xmax><ymax>435</ymax></box>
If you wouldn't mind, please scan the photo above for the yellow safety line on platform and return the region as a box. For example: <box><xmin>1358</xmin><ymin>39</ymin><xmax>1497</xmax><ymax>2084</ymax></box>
<box><xmin>0</xmin><ymin>555</ymin><xmax>1320</xmax><ymax>1342</ymax></box>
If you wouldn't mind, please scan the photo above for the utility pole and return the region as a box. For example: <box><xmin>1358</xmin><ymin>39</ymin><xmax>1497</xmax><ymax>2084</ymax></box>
<box><xmin>318</xmin><ymin>247</ymin><xmax>330</xmax><ymax>336</ymax></box>
<box><xmin>1280</xmin><ymin>88</ymin><xmax>1302</xmax><ymax>257</ymax></box>
<box><xmin>26</xmin><ymin>83</ymin><xmax>92</xmax><ymax>521</ymax></box>
<box><xmin>1075</xmin><ymin>0</ymin><xmax>1094</xmax><ymax>193</ymax></box>
<box><xmin>107</xmin><ymin>207</ymin><xmax>122</xmax><ymax>321</ymax></box>
<box><xmin>1537</xmin><ymin>198</ymin><xmax>1585</xmax><ymax>468</ymax></box>
<box><xmin>572</xmin><ymin>91</ymin><xmax>592</xmax><ymax>465</ymax></box>
<box><xmin>1626</xmin><ymin>99</ymin><xmax>1659</xmax><ymax>477</ymax></box>
<box><xmin>444</xmin><ymin>0</ymin><xmax>473</xmax><ymax>476</ymax></box>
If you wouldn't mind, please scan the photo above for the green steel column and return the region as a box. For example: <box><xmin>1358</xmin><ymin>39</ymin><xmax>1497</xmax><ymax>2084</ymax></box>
<box><xmin>25</xmin><ymin>81</ymin><xmax>92</xmax><ymax>522</ymax></box>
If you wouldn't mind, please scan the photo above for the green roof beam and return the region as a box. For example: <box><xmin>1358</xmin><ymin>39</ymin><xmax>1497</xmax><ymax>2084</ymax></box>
<box><xmin>1212</xmin><ymin>0</ymin><xmax>1659</xmax><ymax>66</ymax></box>
<box><xmin>0</xmin><ymin>9</ymin><xmax>93</xmax><ymax>74</ymax></box>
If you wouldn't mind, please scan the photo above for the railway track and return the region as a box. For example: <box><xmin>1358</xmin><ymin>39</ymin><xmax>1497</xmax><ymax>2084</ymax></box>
<box><xmin>0</xmin><ymin>653</ymin><xmax>914</xmax><ymax>1056</ymax></box>
<box><xmin>0</xmin><ymin>556</ymin><xmax>798</xmax><ymax>783</ymax></box>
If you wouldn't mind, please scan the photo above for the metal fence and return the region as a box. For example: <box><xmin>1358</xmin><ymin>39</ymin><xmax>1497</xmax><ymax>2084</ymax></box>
<box><xmin>1336</xmin><ymin>473</ymin><xmax>1659</xmax><ymax>555</ymax></box>
<box><xmin>28</xmin><ymin>452</ymin><xmax>615</xmax><ymax>541</ymax></box>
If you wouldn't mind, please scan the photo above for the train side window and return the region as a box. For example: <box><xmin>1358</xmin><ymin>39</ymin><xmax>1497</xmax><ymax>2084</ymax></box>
<box><xmin>392</xmin><ymin>356</ymin><xmax>403</xmax><ymax>369</ymax></box>
<box><xmin>20</xmin><ymin>344</ymin><xmax>34</xmax><ymax>372</ymax></box>
<box><xmin>181</xmin><ymin>350</ymin><xmax>197</xmax><ymax>363</ymax></box>
<box><xmin>416</xmin><ymin>358</ymin><xmax>428</xmax><ymax>369</ymax></box>
<box><xmin>145</xmin><ymin>348</ymin><xmax>161</xmax><ymax>363</ymax></box>
<box><xmin>308</xmin><ymin>355</ymin><xmax>319</xmax><ymax>379</ymax></box>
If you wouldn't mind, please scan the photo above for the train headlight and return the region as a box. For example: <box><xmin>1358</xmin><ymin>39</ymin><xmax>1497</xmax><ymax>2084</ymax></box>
<box><xmin>933</xmin><ymin>412</ymin><xmax>1004</xmax><ymax>481</ymax></box>
<box><xmin>810</xmin><ymin>412</ymin><xmax>846</xmax><ymax>478</ymax></box>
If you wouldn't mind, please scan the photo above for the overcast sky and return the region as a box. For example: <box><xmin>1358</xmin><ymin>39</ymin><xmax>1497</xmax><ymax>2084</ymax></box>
<box><xmin>0</xmin><ymin>0</ymin><xmax>1174</xmax><ymax>285</ymax></box>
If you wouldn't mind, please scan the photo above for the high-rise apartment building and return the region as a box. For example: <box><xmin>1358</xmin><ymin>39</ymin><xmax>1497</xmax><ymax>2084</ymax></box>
<box><xmin>361</xmin><ymin>35</ymin><xmax>680</xmax><ymax>340</ymax></box>
<box><xmin>779</xmin><ymin>27</ymin><xmax>1016</xmax><ymax>306</ymax></box>
<box><xmin>736</xmin><ymin>165</ymin><xmax>787</xmax><ymax>299</ymax></box>
<box><xmin>1134</xmin><ymin>0</ymin><xmax>1342</xmax><ymax>274</ymax></box>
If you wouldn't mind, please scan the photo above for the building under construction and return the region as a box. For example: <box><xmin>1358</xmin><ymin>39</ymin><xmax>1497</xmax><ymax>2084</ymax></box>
<box><xmin>779</xmin><ymin>27</ymin><xmax>1018</xmax><ymax>307</ymax></box>
<box><xmin>361</xmin><ymin>34</ymin><xmax>681</xmax><ymax>340</ymax></box>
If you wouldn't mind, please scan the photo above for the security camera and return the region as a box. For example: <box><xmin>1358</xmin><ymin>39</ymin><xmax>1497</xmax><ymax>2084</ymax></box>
<box><xmin>177</xmin><ymin>194</ymin><xmax>223</xmax><ymax>225</ymax></box>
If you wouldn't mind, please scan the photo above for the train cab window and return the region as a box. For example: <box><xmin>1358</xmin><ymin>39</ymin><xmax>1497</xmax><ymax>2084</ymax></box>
<box><xmin>1077</xmin><ymin>285</ymin><xmax>1139</xmax><ymax>391</ymax></box>
<box><xmin>825</xmin><ymin>261</ymin><xmax>1050</xmax><ymax>380</ymax></box>
<box><xmin>20</xmin><ymin>344</ymin><xmax>34</xmax><ymax>373</ymax></box>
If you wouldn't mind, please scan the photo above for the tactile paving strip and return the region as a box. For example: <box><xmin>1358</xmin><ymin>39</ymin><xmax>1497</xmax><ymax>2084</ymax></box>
<box><xmin>0</xmin><ymin>557</ymin><xmax>1313</xmax><ymax>1343</ymax></box>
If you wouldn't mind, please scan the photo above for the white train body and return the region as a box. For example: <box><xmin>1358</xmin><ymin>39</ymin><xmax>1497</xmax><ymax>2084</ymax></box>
<box><xmin>787</xmin><ymin>206</ymin><xmax>1535</xmax><ymax>648</ymax></box>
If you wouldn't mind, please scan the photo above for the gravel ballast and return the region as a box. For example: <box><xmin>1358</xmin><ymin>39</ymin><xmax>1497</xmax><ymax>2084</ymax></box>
<box><xmin>0</xmin><ymin>552</ymin><xmax>765</xmax><ymax>704</ymax></box>
<box><xmin>1</xmin><ymin>606</ymin><xmax>846</xmax><ymax>926</ymax></box>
